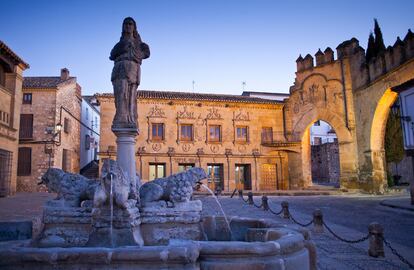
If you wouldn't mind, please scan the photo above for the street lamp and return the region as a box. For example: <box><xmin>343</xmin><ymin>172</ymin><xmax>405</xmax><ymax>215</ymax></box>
<box><xmin>44</xmin><ymin>123</ymin><xmax>63</xmax><ymax>168</ymax></box>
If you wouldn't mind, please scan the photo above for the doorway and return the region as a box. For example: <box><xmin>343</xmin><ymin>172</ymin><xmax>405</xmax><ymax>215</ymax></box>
<box><xmin>235</xmin><ymin>164</ymin><xmax>251</xmax><ymax>190</ymax></box>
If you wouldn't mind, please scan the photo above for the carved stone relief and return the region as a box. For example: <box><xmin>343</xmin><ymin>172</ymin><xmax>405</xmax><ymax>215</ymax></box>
<box><xmin>148</xmin><ymin>105</ymin><xmax>166</xmax><ymax>118</ymax></box>
<box><xmin>210</xmin><ymin>144</ymin><xmax>219</xmax><ymax>153</ymax></box>
<box><xmin>177</xmin><ymin>106</ymin><xmax>195</xmax><ymax>119</ymax></box>
<box><xmin>234</xmin><ymin>110</ymin><xmax>250</xmax><ymax>121</ymax></box>
<box><xmin>152</xmin><ymin>143</ymin><xmax>161</xmax><ymax>152</ymax></box>
<box><xmin>206</xmin><ymin>108</ymin><xmax>222</xmax><ymax>120</ymax></box>
<box><xmin>182</xmin><ymin>143</ymin><xmax>191</xmax><ymax>152</ymax></box>
<box><xmin>238</xmin><ymin>145</ymin><xmax>247</xmax><ymax>153</ymax></box>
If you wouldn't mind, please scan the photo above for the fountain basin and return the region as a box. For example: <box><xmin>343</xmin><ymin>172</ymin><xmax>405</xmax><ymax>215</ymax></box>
<box><xmin>0</xmin><ymin>216</ymin><xmax>314</xmax><ymax>270</ymax></box>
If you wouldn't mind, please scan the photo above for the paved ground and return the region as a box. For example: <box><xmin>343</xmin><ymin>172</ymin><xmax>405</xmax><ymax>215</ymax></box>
<box><xmin>199</xmin><ymin>193</ymin><xmax>414</xmax><ymax>270</ymax></box>
<box><xmin>0</xmin><ymin>192</ymin><xmax>413</xmax><ymax>269</ymax></box>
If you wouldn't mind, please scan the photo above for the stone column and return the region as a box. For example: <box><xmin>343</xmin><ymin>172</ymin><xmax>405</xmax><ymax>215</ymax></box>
<box><xmin>112</xmin><ymin>127</ymin><xmax>139</xmax><ymax>187</ymax></box>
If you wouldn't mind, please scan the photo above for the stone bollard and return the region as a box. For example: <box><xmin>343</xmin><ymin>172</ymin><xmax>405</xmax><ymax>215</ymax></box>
<box><xmin>262</xmin><ymin>196</ymin><xmax>269</xmax><ymax>211</ymax></box>
<box><xmin>281</xmin><ymin>201</ymin><xmax>290</xmax><ymax>218</ymax></box>
<box><xmin>312</xmin><ymin>209</ymin><xmax>324</xmax><ymax>233</ymax></box>
<box><xmin>247</xmin><ymin>192</ymin><xmax>254</xmax><ymax>205</ymax></box>
<box><xmin>368</xmin><ymin>222</ymin><xmax>385</xmax><ymax>257</ymax></box>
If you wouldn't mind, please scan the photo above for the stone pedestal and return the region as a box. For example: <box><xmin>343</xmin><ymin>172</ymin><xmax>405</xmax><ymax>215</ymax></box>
<box><xmin>35</xmin><ymin>200</ymin><xmax>92</xmax><ymax>247</ymax></box>
<box><xmin>112</xmin><ymin>127</ymin><xmax>139</xmax><ymax>186</ymax></box>
<box><xmin>140</xmin><ymin>200</ymin><xmax>203</xmax><ymax>245</ymax></box>
<box><xmin>88</xmin><ymin>199</ymin><xmax>143</xmax><ymax>247</ymax></box>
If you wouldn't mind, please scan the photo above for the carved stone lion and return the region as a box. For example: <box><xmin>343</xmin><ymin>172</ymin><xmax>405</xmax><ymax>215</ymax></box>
<box><xmin>39</xmin><ymin>168</ymin><xmax>98</xmax><ymax>207</ymax></box>
<box><xmin>139</xmin><ymin>167</ymin><xmax>207</xmax><ymax>206</ymax></box>
<box><xmin>93</xmin><ymin>159</ymin><xmax>136</xmax><ymax>209</ymax></box>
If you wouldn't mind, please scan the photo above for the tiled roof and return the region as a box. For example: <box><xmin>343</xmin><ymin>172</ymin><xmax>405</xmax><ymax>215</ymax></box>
<box><xmin>23</xmin><ymin>77</ymin><xmax>75</xmax><ymax>88</ymax></box>
<box><xmin>96</xmin><ymin>90</ymin><xmax>284</xmax><ymax>104</ymax></box>
<box><xmin>0</xmin><ymin>40</ymin><xmax>29</xmax><ymax>68</ymax></box>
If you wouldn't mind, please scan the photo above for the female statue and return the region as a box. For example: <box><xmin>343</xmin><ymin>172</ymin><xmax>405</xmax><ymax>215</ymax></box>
<box><xmin>110</xmin><ymin>17</ymin><xmax>150</xmax><ymax>129</ymax></box>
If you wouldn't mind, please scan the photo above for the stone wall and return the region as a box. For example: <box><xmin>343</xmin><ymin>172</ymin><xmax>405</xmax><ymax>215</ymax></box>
<box><xmin>18</xmin><ymin>79</ymin><xmax>81</xmax><ymax>192</ymax></box>
<box><xmin>311</xmin><ymin>142</ymin><xmax>340</xmax><ymax>184</ymax></box>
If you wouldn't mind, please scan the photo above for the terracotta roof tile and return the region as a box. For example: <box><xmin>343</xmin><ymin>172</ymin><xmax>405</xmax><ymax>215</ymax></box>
<box><xmin>23</xmin><ymin>77</ymin><xmax>75</xmax><ymax>88</ymax></box>
<box><xmin>0</xmin><ymin>40</ymin><xmax>29</xmax><ymax>68</ymax></box>
<box><xmin>96</xmin><ymin>90</ymin><xmax>283</xmax><ymax>104</ymax></box>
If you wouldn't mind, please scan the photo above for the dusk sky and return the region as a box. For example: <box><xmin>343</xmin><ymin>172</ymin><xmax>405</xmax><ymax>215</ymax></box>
<box><xmin>2</xmin><ymin>0</ymin><xmax>413</xmax><ymax>96</ymax></box>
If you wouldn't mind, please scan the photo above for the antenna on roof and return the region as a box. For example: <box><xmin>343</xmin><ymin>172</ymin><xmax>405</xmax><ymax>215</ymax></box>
<box><xmin>192</xmin><ymin>80</ymin><xmax>195</xmax><ymax>92</ymax></box>
<box><xmin>242</xmin><ymin>81</ymin><xmax>246</xmax><ymax>91</ymax></box>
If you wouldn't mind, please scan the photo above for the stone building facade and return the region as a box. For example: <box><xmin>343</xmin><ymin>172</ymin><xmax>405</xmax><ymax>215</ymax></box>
<box><xmin>0</xmin><ymin>41</ymin><xmax>29</xmax><ymax>196</ymax></box>
<box><xmin>18</xmin><ymin>68</ymin><xmax>82</xmax><ymax>192</ymax></box>
<box><xmin>97</xmin><ymin>91</ymin><xmax>293</xmax><ymax>192</ymax></box>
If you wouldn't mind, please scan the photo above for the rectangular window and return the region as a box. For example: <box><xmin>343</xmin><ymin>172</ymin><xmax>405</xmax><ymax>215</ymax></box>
<box><xmin>85</xmin><ymin>135</ymin><xmax>91</xmax><ymax>150</ymax></box>
<box><xmin>22</xmin><ymin>93</ymin><xmax>32</xmax><ymax>104</ymax></box>
<box><xmin>236</xmin><ymin>126</ymin><xmax>248</xmax><ymax>142</ymax></box>
<box><xmin>151</xmin><ymin>123</ymin><xmax>164</xmax><ymax>141</ymax></box>
<box><xmin>19</xmin><ymin>114</ymin><xmax>33</xmax><ymax>139</ymax></box>
<box><xmin>178</xmin><ymin>163</ymin><xmax>195</xmax><ymax>172</ymax></box>
<box><xmin>149</xmin><ymin>163</ymin><xmax>166</xmax><ymax>180</ymax></box>
<box><xmin>62</xmin><ymin>149</ymin><xmax>71</xmax><ymax>172</ymax></box>
<box><xmin>0</xmin><ymin>149</ymin><xmax>13</xmax><ymax>196</ymax></box>
<box><xmin>64</xmin><ymin>117</ymin><xmax>70</xmax><ymax>133</ymax></box>
<box><xmin>17</xmin><ymin>147</ymin><xmax>31</xmax><ymax>176</ymax></box>
<box><xmin>261</xmin><ymin>127</ymin><xmax>273</xmax><ymax>143</ymax></box>
<box><xmin>207</xmin><ymin>164</ymin><xmax>224</xmax><ymax>191</ymax></box>
<box><xmin>208</xmin><ymin>125</ymin><xmax>221</xmax><ymax>142</ymax></box>
<box><xmin>180</xmin><ymin>124</ymin><xmax>193</xmax><ymax>141</ymax></box>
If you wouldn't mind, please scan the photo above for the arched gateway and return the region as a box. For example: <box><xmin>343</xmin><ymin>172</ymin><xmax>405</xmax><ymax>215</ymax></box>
<box><xmin>284</xmin><ymin>33</ymin><xmax>414</xmax><ymax>193</ymax></box>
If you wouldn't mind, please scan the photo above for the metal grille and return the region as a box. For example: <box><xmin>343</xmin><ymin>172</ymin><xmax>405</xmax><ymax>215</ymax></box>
<box><xmin>0</xmin><ymin>149</ymin><xmax>13</xmax><ymax>196</ymax></box>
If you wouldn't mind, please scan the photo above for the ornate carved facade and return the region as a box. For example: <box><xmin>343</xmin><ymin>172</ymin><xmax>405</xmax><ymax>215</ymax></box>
<box><xmin>97</xmin><ymin>91</ymin><xmax>291</xmax><ymax>191</ymax></box>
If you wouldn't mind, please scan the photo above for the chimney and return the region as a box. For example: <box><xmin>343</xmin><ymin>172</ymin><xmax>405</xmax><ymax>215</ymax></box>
<box><xmin>60</xmin><ymin>68</ymin><xmax>70</xmax><ymax>80</ymax></box>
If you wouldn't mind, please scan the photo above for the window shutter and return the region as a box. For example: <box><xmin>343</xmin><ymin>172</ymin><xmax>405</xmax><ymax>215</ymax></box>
<box><xmin>19</xmin><ymin>114</ymin><xmax>33</xmax><ymax>139</ymax></box>
<box><xmin>64</xmin><ymin>118</ymin><xmax>70</xmax><ymax>133</ymax></box>
<box><xmin>17</xmin><ymin>147</ymin><xmax>31</xmax><ymax>176</ymax></box>
<box><xmin>62</xmin><ymin>149</ymin><xmax>71</xmax><ymax>172</ymax></box>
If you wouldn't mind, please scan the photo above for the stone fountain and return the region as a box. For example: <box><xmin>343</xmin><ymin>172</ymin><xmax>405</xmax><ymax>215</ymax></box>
<box><xmin>0</xmin><ymin>17</ymin><xmax>315</xmax><ymax>270</ymax></box>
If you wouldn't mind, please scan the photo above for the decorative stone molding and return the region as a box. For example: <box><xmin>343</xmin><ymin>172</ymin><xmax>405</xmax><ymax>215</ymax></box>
<box><xmin>177</xmin><ymin>106</ymin><xmax>196</xmax><ymax>119</ymax></box>
<box><xmin>148</xmin><ymin>105</ymin><xmax>166</xmax><ymax>118</ymax></box>
<box><xmin>206</xmin><ymin>108</ymin><xmax>222</xmax><ymax>120</ymax></box>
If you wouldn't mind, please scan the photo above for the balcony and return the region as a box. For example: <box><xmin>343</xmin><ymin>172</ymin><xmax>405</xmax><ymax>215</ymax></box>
<box><xmin>261</xmin><ymin>131</ymin><xmax>301</xmax><ymax>147</ymax></box>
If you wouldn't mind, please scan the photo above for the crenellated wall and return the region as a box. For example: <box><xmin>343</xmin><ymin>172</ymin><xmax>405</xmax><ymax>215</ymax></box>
<box><xmin>285</xmin><ymin>29</ymin><xmax>414</xmax><ymax>193</ymax></box>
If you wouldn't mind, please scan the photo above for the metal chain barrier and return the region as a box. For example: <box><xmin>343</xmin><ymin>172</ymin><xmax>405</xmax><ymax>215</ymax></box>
<box><xmin>381</xmin><ymin>236</ymin><xmax>414</xmax><ymax>269</ymax></box>
<box><xmin>323</xmin><ymin>221</ymin><xmax>370</xmax><ymax>244</ymax></box>
<box><xmin>235</xmin><ymin>191</ymin><xmax>413</xmax><ymax>268</ymax></box>
<box><xmin>289</xmin><ymin>214</ymin><xmax>313</xmax><ymax>227</ymax></box>
<box><xmin>253</xmin><ymin>201</ymin><xmax>262</xmax><ymax>208</ymax></box>
<box><xmin>268</xmin><ymin>205</ymin><xmax>284</xmax><ymax>215</ymax></box>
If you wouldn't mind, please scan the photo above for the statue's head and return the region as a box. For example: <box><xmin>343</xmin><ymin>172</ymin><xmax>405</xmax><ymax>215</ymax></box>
<box><xmin>39</xmin><ymin>168</ymin><xmax>66</xmax><ymax>192</ymax></box>
<box><xmin>122</xmin><ymin>17</ymin><xmax>138</xmax><ymax>39</ymax></box>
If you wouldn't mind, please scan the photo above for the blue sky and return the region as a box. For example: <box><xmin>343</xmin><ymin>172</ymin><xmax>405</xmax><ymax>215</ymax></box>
<box><xmin>2</xmin><ymin>0</ymin><xmax>413</xmax><ymax>96</ymax></box>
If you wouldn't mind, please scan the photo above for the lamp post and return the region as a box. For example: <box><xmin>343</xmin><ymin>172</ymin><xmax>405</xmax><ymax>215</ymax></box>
<box><xmin>44</xmin><ymin>123</ymin><xmax>62</xmax><ymax>168</ymax></box>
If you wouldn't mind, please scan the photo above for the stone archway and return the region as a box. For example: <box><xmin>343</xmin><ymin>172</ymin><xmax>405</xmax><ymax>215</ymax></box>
<box><xmin>292</xmin><ymin>108</ymin><xmax>356</xmax><ymax>188</ymax></box>
<box><xmin>369</xmin><ymin>88</ymin><xmax>399</xmax><ymax>191</ymax></box>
